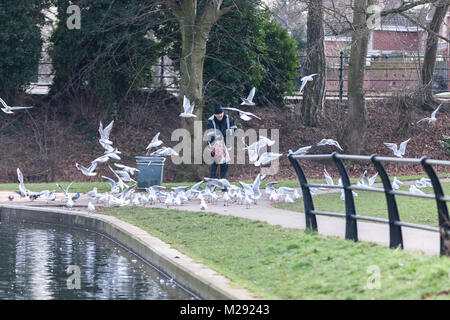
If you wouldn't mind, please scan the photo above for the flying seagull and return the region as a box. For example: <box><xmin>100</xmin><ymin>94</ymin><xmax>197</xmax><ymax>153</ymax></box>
<box><xmin>151</xmin><ymin>146</ymin><xmax>179</xmax><ymax>157</ymax></box>
<box><xmin>223</xmin><ymin>107</ymin><xmax>261</xmax><ymax>122</ymax></box>
<box><xmin>0</xmin><ymin>97</ymin><xmax>33</xmax><ymax>114</ymax></box>
<box><xmin>288</xmin><ymin>146</ymin><xmax>312</xmax><ymax>156</ymax></box>
<box><xmin>75</xmin><ymin>162</ymin><xmax>97</xmax><ymax>177</ymax></box>
<box><xmin>98</xmin><ymin>120</ymin><xmax>114</xmax><ymax>145</ymax></box>
<box><xmin>299</xmin><ymin>74</ymin><xmax>319</xmax><ymax>93</ymax></box>
<box><xmin>384</xmin><ymin>138</ymin><xmax>410</xmax><ymax>158</ymax></box>
<box><xmin>146</xmin><ymin>132</ymin><xmax>163</xmax><ymax>152</ymax></box>
<box><xmin>240</xmin><ymin>87</ymin><xmax>256</xmax><ymax>106</ymax></box>
<box><xmin>179</xmin><ymin>96</ymin><xmax>196</xmax><ymax>118</ymax></box>
<box><xmin>416</xmin><ymin>104</ymin><xmax>441</xmax><ymax>124</ymax></box>
<box><xmin>317</xmin><ymin>138</ymin><xmax>343</xmax><ymax>151</ymax></box>
<box><xmin>254</xmin><ymin>152</ymin><xmax>282</xmax><ymax>167</ymax></box>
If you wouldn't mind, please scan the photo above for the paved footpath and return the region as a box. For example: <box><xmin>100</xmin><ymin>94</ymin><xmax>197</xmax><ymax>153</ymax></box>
<box><xmin>1</xmin><ymin>179</ymin><xmax>445</xmax><ymax>256</ymax></box>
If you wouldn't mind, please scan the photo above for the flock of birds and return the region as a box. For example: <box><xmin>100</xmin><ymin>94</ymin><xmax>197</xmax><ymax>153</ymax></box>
<box><xmin>1</xmin><ymin>76</ymin><xmax>445</xmax><ymax>212</ymax></box>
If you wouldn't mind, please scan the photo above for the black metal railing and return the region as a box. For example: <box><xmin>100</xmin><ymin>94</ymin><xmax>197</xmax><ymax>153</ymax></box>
<box><xmin>288</xmin><ymin>152</ymin><xmax>450</xmax><ymax>256</ymax></box>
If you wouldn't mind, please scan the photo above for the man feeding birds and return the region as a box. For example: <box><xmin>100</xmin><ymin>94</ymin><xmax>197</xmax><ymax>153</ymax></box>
<box><xmin>206</xmin><ymin>104</ymin><xmax>237</xmax><ymax>180</ymax></box>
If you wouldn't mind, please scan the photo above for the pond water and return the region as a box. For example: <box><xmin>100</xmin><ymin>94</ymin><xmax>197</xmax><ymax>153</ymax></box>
<box><xmin>0</xmin><ymin>220</ymin><xmax>197</xmax><ymax>300</ymax></box>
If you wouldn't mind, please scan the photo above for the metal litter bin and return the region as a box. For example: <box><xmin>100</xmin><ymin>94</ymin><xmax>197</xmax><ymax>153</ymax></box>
<box><xmin>136</xmin><ymin>156</ymin><xmax>166</xmax><ymax>190</ymax></box>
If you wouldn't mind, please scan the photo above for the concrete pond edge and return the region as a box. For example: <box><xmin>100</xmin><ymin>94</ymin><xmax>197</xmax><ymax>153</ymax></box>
<box><xmin>0</xmin><ymin>204</ymin><xmax>257</xmax><ymax>300</ymax></box>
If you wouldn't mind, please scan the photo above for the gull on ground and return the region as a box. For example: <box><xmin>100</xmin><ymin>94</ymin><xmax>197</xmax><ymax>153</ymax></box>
<box><xmin>39</xmin><ymin>190</ymin><xmax>56</xmax><ymax>203</ymax></box>
<box><xmin>179</xmin><ymin>96</ymin><xmax>197</xmax><ymax>118</ymax></box>
<box><xmin>200</xmin><ymin>196</ymin><xmax>207</xmax><ymax>210</ymax></box>
<box><xmin>417</xmin><ymin>104</ymin><xmax>441</xmax><ymax>124</ymax></box>
<box><xmin>409</xmin><ymin>184</ymin><xmax>425</xmax><ymax>195</ymax></box>
<box><xmin>0</xmin><ymin>97</ymin><xmax>33</xmax><ymax>114</ymax></box>
<box><xmin>269</xmin><ymin>189</ymin><xmax>279</xmax><ymax>202</ymax></box>
<box><xmin>223</xmin><ymin>107</ymin><xmax>261</xmax><ymax>122</ymax></box>
<box><xmin>415</xmin><ymin>177</ymin><xmax>432</xmax><ymax>188</ymax></box>
<box><xmin>17</xmin><ymin>168</ymin><xmax>30</xmax><ymax>197</ymax></box>
<box><xmin>87</xmin><ymin>202</ymin><xmax>96</xmax><ymax>212</ymax></box>
<box><xmin>240</xmin><ymin>87</ymin><xmax>256</xmax><ymax>106</ymax></box>
<box><xmin>244</xmin><ymin>194</ymin><xmax>252</xmax><ymax>209</ymax></box>
<box><xmin>299</xmin><ymin>74</ymin><xmax>319</xmax><ymax>93</ymax></box>
<box><xmin>284</xmin><ymin>194</ymin><xmax>294</xmax><ymax>204</ymax></box>
<box><xmin>66</xmin><ymin>197</ymin><xmax>74</xmax><ymax>208</ymax></box>
<box><xmin>277</xmin><ymin>187</ymin><xmax>294</xmax><ymax>196</ymax></box>
<box><xmin>317</xmin><ymin>138</ymin><xmax>343</xmax><ymax>151</ymax></box>
<box><xmin>384</xmin><ymin>138</ymin><xmax>410</xmax><ymax>158</ymax></box>
<box><xmin>293</xmin><ymin>189</ymin><xmax>301</xmax><ymax>200</ymax></box>
<box><xmin>265</xmin><ymin>182</ymin><xmax>279</xmax><ymax>195</ymax></box>
<box><xmin>392</xmin><ymin>177</ymin><xmax>403</xmax><ymax>190</ymax></box>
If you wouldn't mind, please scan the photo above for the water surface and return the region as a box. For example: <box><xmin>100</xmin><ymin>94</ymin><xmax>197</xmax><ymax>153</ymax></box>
<box><xmin>0</xmin><ymin>221</ymin><xmax>197</xmax><ymax>300</ymax></box>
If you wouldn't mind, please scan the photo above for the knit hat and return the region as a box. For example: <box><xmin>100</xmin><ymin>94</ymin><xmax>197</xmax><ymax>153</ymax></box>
<box><xmin>214</xmin><ymin>104</ymin><xmax>224</xmax><ymax>114</ymax></box>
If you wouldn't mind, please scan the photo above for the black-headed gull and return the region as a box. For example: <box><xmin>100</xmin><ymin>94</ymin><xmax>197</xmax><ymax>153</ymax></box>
<box><xmin>0</xmin><ymin>97</ymin><xmax>33</xmax><ymax>114</ymax></box>
<box><xmin>317</xmin><ymin>138</ymin><xmax>343</xmax><ymax>151</ymax></box>
<box><xmin>146</xmin><ymin>132</ymin><xmax>163</xmax><ymax>152</ymax></box>
<box><xmin>254</xmin><ymin>152</ymin><xmax>282</xmax><ymax>166</ymax></box>
<box><xmin>299</xmin><ymin>73</ymin><xmax>319</xmax><ymax>93</ymax></box>
<box><xmin>288</xmin><ymin>146</ymin><xmax>312</xmax><ymax>156</ymax></box>
<box><xmin>179</xmin><ymin>96</ymin><xmax>196</xmax><ymax>118</ymax></box>
<box><xmin>417</xmin><ymin>104</ymin><xmax>441</xmax><ymax>124</ymax></box>
<box><xmin>240</xmin><ymin>87</ymin><xmax>256</xmax><ymax>106</ymax></box>
<box><xmin>75</xmin><ymin>162</ymin><xmax>97</xmax><ymax>176</ymax></box>
<box><xmin>223</xmin><ymin>107</ymin><xmax>261</xmax><ymax>121</ymax></box>
<box><xmin>384</xmin><ymin>138</ymin><xmax>410</xmax><ymax>158</ymax></box>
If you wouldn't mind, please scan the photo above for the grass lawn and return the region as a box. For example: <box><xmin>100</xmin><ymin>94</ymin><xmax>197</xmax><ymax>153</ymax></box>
<box><xmin>276</xmin><ymin>182</ymin><xmax>450</xmax><ymax>227</ymax></box>
<box><xmin>99</xmin><ymin>206</ymin><xmax>450</xmax><ymax>300</ymax></box>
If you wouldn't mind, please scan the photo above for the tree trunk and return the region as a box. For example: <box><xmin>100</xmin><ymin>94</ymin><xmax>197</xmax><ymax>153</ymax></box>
<box><xmin>421</xmin><ymin>0</ymin><xmax>449</xmax><ymax>110</ymax></box>
<box><xmin>166</xmin><ymin>0</ymin><xmax>230</xmax><ymax>174</ymax></box>
<box><xmin>342</xmin><ymin>0</ymin><xmax>373</xmax><ymax>155</ymax></box>
<box><xmin>300</xmin><ymin>0</ymin><xmax>326</xmax><ymax>126</ymax></box>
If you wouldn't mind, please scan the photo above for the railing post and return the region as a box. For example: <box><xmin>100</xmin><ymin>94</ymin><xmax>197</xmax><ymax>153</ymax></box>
<box><xmin>288</xmin><ymin>155</ymin><xmax>318</xmax><ymax>231</ymax></box>
<box><xmin>331</xmin><ymin>152</ymin><xmax>358</xmax><ymax>241</ymax></box>
<box><xmin>339</xmin><ymin>51</ymin><xmax>344</xmax><ymax>104</ymax></box>
<box><xmin>420</xmin><ymin>157</ymin><xmax>450</xmax><ymax>256</ymax></box>
<box><xmin>370</xmin><ymin>155</ymin><xmax>403</xmax><ymax>249</ymax></box>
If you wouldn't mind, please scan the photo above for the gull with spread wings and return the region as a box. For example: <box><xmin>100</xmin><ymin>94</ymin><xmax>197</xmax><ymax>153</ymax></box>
<box><xmin>223</xmin><ymin>107</ymin><xmax>261</xmax><ymax>122</ymax></box>
<box><xmin>179</xmin><ymin>96</ymin><xmax>197</xmax><ymax>118</ymax></box>
<box><xmin>240</xmin><ymin>87</ymin><xmax>256</xmax><ymax>106</ymax></box>
<box><xmin>0</xmin><ymin>97</ymin><xmax>33</xmax><ymax>114</ymax></box>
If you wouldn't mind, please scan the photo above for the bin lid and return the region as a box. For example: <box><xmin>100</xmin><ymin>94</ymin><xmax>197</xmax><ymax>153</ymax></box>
<box><xmin>135</xmin><ymin>156</ymin><xmax>166</xmax><ymax>164</ymax></box>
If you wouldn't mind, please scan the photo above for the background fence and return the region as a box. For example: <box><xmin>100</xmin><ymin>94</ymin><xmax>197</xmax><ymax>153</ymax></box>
<box><xmin>296</xmin><ymin>53</ymin><xmax>450</xmax><ymax>99</ymax></box>
<box><xmin>30</xmin><ymin>52</ymin><xmax>450</xmax><ymax>99</ymax></box>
